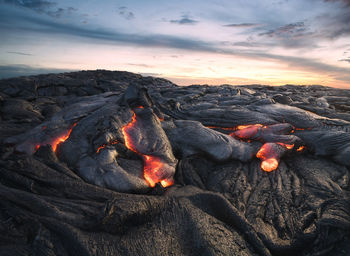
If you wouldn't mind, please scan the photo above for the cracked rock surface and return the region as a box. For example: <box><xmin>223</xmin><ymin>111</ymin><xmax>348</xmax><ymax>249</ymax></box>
<box><xmin>0</xmin><ymin>70</ymin><xmax>349</xmax><ymax>256</ymax></box>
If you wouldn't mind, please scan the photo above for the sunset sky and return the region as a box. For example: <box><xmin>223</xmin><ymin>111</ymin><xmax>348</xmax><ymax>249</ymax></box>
<box><xmin>0</xmin><ymin>0</ymin><xmax>350</xmax><ymax>88</ymax></box>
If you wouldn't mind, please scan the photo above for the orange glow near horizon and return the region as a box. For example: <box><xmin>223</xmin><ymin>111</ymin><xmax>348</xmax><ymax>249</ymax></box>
<box><xmin>22</xmin><ymin>42</ymin><xmax>349</xmax><ymax>89</ymax></box>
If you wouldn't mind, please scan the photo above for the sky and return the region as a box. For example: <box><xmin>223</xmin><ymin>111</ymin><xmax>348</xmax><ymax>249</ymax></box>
<box><xmin>0</xmin><ymin>0</ymin><xmax>350</xmax><ymax>88</ymax></box>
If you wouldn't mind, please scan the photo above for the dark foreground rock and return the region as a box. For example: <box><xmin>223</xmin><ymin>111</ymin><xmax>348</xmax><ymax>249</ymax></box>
<box><xmin>0</xmin><ymin>70</ymin><xmax>349</xmax><ymax>256</ymax></box>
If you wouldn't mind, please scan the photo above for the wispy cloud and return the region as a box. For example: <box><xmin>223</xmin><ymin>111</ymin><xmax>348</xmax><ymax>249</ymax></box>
<box><xmin>339</xmin><ymin>58</ymin><xmax>350</xmax><ymax>63</ymax></box>
<box><xmin>324</xmin><ymin>0</ymin><xmax>350</xmax><ymax>6</ymax></box>
<box><xmin>259</xmin><ymin>22</ymin><xmax>307</xmax><ymax>37</ymax></box>
<box><xmin>7</xmin><ymin>51</ymin><xmax>32</xmax><ymax>56</ymax></box>
<box><xmin>0</xmin><ymin>11</ymin><xmax>212</xmax><ymax>51</ymax></box>
<box><xmin>170</xmin><ymin>15</ymin><xmax>198</xmax><ymax>25</ymax></box>
<box><xmin>126</xmin><ymin>63</ymin><xmax>153</xmax><ymax>68</ymax></box>
<box><xmin>1</xmin><ymin>0</ymin><xmax>77</xmax><ymax>18</ymax></box>
<box><xmin>2</xmin><ymin>0</ymin><xmax>55</xmax><ymax>11</ymax></box>
<box><xmin>118</xmin><ymin>6</ymin><xmax>134</xmax><ymax>20</ymax></box>
<box><xmin>223</xmin><ymin>23</ymin><xmax>260</xmax><ymax>28</ymax></box>
<box><xmin>257</xmin><ymin>21</ymin><xmax>318</xmax><ymax>48</ymax></box>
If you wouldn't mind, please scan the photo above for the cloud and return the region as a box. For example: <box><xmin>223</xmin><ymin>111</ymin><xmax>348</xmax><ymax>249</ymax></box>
<box><xmin>257</xmin><ymin>21</ymin><xmax>318</xmax><ymax>48</ymax></box>
<box><xmin>7</xmin><ymin>51</ymin><xmax>32</xmax><ymax>56</ymax></box>
<box><xmin>319</xmin><ymin>11</ymin><xmax>350</xmax><ymax>39</ymax></box>
<box><xmin>46</xmin><ymin>6</ymin><xmax>77</xmax><ymax>18</ymax></box>
<box><xmin>170</xmin><ymin>15</ymin><xmax>198</xmax><ymax>25</ymax></box>
<box><xmin>1</xmin><ymin>6</ymin><xmax>350</xmax><ymax>84</ymax></box>
<box><xmin>0</xmin><ymin>64</ymin><xmax>75</xmax><ymax>79</ymax></box>
<box><xmin>339</xmin><ymin>58</ymin><xmax>350</xmax><ymax>63</ymax></box>
<box><xmin>223</xmin><ymin>23</ymin><xmax>260</xmax><ymax>28</ymax></box>
<box><xmin>118</xmin><ymin>6</ymin><xmax>134</xmax><ymax>20</ymax></box>
<box><xmin>317</xmin><ymin>0</ymin><xmax>350</xmax><ymax>39</ymax></box>
<box><xmin>2</xmin><ymin>0</ymin><xmax>55</xmax><ymax>11</ymax></box>
<box><xmin>1</xmin><ymin>0</ymin><xmax>77</xmax><ymax>18</ymax></box>
<box><xmin>126</xmin><ymin>63</ymin><xmax>153</xmax><ymax>68</ymax></box>
<box><xmin>259</xmin><ymin>22</ymin><xmax>307</xmax><ymax>37</ymax></box>
<box><xmin>324</xmin><ymin>0</ymin><xmax>350</xmax><ymax>6</ymax></box>
<box><xmin>0</xmin><ymin>10</ymin><xmax>212</xmax><ymax>51</ymax></box>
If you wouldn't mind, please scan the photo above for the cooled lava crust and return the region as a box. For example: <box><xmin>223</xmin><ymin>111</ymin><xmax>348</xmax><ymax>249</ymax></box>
<box><xmin>0</xmin><ymin>70</ymin><xmax>349</xmax><ymax>256</ymax></box>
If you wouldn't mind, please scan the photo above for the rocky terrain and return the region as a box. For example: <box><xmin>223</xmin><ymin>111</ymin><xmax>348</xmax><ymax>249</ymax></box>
<box><xmin>0</xmin><ymin>70</ymin><xmax>349</xmax><ymax>256</ymax></box>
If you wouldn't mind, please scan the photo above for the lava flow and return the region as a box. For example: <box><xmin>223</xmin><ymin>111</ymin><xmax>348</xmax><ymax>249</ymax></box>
<box><xmin>256</xmin><ymin>142</ymin><xmax>294</xmax><ymax>172</ymax></box>
<box><xmin>121</xmin><ymin>108</ymin><xmax>173</xmax><ymax>188</ymax></box>
<box><xmin>230</xmin><ymin>124</ymin><xmax>264</xmax><ymax>139</ymax></box>
<box><xmin>35</xmin><ymin>123</ymin><xmax>77</xmax><ymax>153</ymax></box>
<box><xmin>207</xmin><ymin>123</ymin><xmax>306</xmax><ymax>172</ymax></box>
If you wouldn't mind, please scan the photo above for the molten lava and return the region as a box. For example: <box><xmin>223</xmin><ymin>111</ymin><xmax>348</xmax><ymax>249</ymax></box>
<box><xmin>297</xmin><ymin>146</ymin><xmax>305</xmax><ymax>152</ymax></box>
<box><xmin>121</xmin><ymin>109</ymin><xmax>173</xmax><ymax>188</ymax></box>
<box><xmin>256</xmin><ymin>143</ymin><xmax>281</xmax><ymax>172</ymax></box>
<box><xmin>35</xmin><ymin>123</ymin><xmax>77</xmax><ymax>153</ymax></box>
<box><xmin>207</xmin><ymin>123</ymin><xmax>308</xmax><ymax>172</ymax></box>
<box><xmin>143</xmin><ymin>155</ymin><xmax>174</xmax><ymax>188</ymax></box>
<box><xmin>96</xmin><ymin>140</ymin><xmax>119</xmax><ymax>153</ymax></box>
<box><xmin>260</xmin><ymin>158</ymin><xmax>279</xmax><ymax>172</ymax></box>
<box><xmin>51</xmin><ymin>123</ymin><xmax>77</xmax><ymax>152</ymax></box>
<box><xmin>256</xmin><ymin>142</ymin><xmax>294</xmax><ymax>172</ymax></box>
<box><xmin>231</xmin><ymin>124</ymin><xmax>264</xmax><ymax>139</ymax></box>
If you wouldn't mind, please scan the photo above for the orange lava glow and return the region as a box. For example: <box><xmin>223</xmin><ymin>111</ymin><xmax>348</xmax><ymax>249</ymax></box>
<box><xmin>51</xmin><ymin>123</ymin><xmax>77</xmax><ymax>152</ymax></box>
<box><xmin>256</xmin><ymin>143</ymin><xmax>280</xmax><ymax>172</ymax></box>
<box><xmin>143</xmin><ymin>155</ymin><xmax>173</xmax><ymax>187</ymax></box>
<box><xmin>297</xmin><ymin>146</ymin><xmax>305</xmax><ymax>152</ymax></box>
<box><xmin>206</xmin><ymin>124</ymin><xmax>264</xmax><ymax>133</ymax></box>
<box><xmin>96</xmin><ymin>140</ymin><xmax>119</xmax><ymax>153</ymax></box>
<box><xmin>236</xmin><ymin>124</ymin><xmax>263</xmax><ymax>130</ymax></box>
<box><xmin>231</xmin><ymin>124</ymin><xmax>264</xmax><ymax>139</ymax></box>
<box><xmin>35</xmin><ymin>123</ymin><xmax>77</xmax><ymax>153</ymax></box>
<box><xmin>206</xmin><ymin>126</ymin><xmax>236</xmax><ymax>131</ymax></box>
<box><xmin>256</xmin><ymin>142</ymin><xmax>295</xmax><ymax>172</ymax></box>
<box><xmin>277</xmin><ymin>143</ymin><xmax>294</xmax><ymax>150</ymax></box>
<box><xmin>121</xmin><ymin>109</ymin><xmax>173</xmax><ymax>188</ymax></box>
<box><xmin>260</xmin><ymin>158</ymin><xmax>279</xmax><ymax>172</ymax></box>
<box><xmin>121</xmin><ymin>111</ymin><xmax>138</xmax><ymax>153</ymax></box>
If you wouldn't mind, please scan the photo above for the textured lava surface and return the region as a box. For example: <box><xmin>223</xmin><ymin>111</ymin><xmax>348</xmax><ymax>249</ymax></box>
<box><xmin>0</xmin><ymin>70</ymin><xmax>349</xmax><ymax>256</ymax></box>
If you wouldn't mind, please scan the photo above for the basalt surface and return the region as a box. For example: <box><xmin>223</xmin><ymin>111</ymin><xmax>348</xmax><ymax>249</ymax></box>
<box><xmin>0</xmin><ymin>70</ymin><xmax>349</xmax><ymax>256</ymax></box>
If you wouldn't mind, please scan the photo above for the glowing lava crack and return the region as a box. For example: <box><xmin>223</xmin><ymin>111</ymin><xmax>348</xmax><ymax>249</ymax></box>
<box><xmin>122</xmin><ymin>108</ymin><xmax>174</xmax><ymax>188</ymax></box>
<box><xmin>35</xmin><ymin>123</ymin><xmax>77</xmax><ymax>153</ymax></box>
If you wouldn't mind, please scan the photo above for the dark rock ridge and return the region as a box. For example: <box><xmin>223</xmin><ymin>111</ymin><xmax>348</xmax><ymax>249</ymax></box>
<box><xmin>0</xmin><ymin>70</ymin><xmax>349</xmax><ymax>256</ymax></box>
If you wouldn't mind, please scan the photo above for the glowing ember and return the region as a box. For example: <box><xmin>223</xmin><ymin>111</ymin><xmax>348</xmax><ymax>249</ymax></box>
<box><xmin>121</xmin><ymin>109</ymin><xmax>173</xmax><ymax>188</ymax></box>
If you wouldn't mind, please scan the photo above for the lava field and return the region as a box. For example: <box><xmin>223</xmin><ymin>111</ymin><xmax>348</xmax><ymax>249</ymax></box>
<box><xmin>0</xmin><ymin>70</ymin><xmax>349</xmax><ymax>256</ymax></box>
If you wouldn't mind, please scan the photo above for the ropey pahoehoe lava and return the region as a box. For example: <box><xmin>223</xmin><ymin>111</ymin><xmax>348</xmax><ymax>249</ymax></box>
<box><xmin>1</xmin><ymin>70</ymin><xmax>349</xmax><ymax>256</ymax></box>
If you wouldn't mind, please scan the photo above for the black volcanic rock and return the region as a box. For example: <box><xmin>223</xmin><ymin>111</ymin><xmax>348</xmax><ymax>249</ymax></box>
<box><xmin>0</xmin><ymin>70</ymin><xmax>349</xmax><ymax>256</ymax></box>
